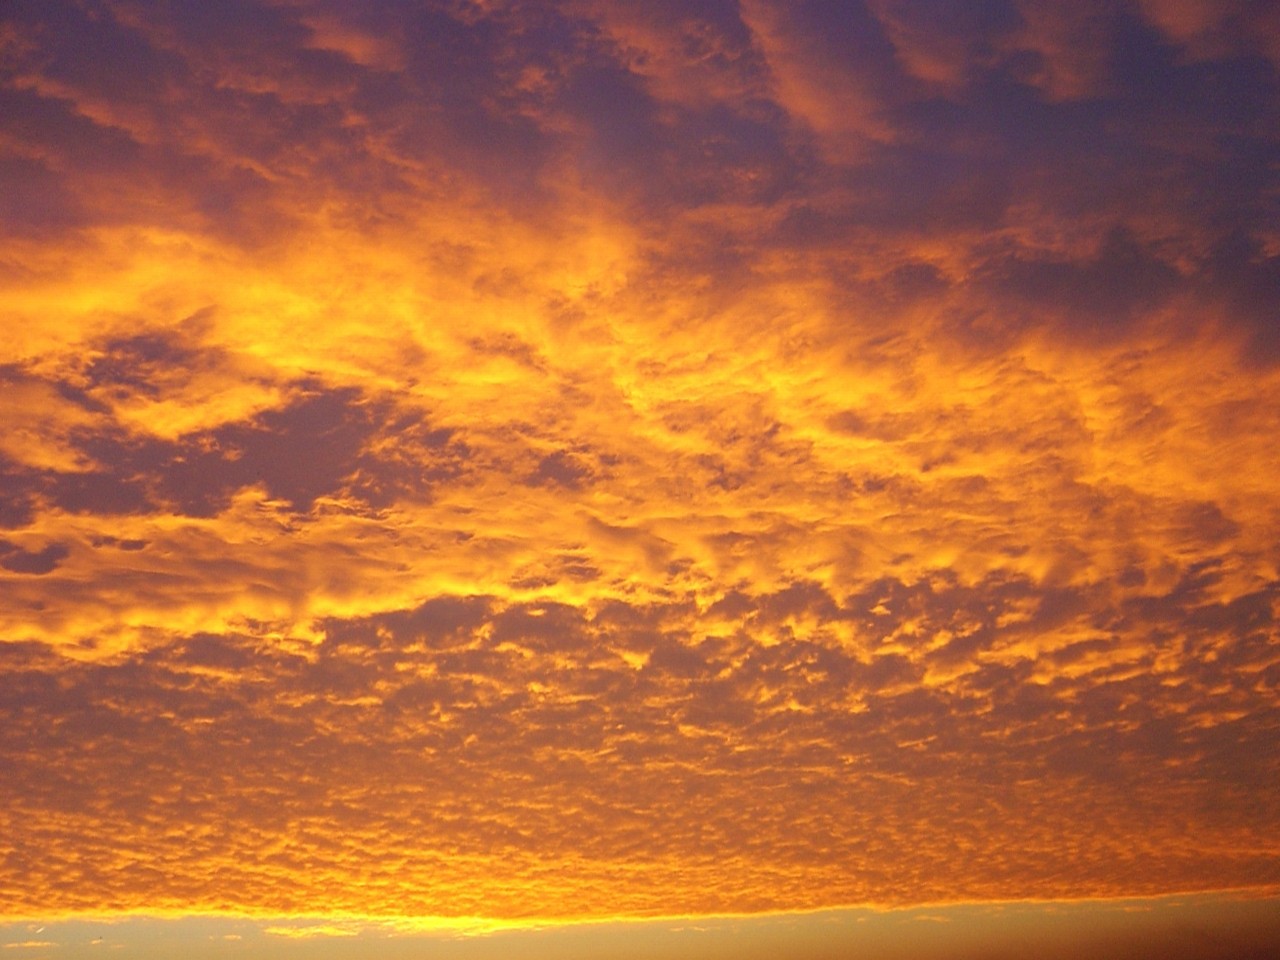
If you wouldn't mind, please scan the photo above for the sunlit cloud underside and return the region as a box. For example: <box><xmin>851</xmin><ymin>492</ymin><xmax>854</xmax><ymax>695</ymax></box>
<box><xmin>1</xmin><ymin>0</ymin><xmax>1279</xmax><ymax>923</ymax></box>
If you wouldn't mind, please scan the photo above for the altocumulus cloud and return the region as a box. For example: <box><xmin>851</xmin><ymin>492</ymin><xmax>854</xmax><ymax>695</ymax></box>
<box><xmin>1</xmin><ymin>0</ymin><xmax>1278</xmax><ymax>924</ymax></box>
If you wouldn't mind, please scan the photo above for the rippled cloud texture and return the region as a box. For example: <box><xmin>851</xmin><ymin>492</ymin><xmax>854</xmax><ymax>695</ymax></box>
<box><xmin>2</xmin><ymin>0</ymin><xmax>1279</xmax><ymax>927</ymax></box>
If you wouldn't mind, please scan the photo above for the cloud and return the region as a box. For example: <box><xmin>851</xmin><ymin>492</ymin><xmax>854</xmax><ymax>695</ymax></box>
<box><xmin>1</xmin><ymin>0</ymin><xmax>1278</xmax><ymax>926</ymax></box>
<box><xmin>264</xmin><ymin>924</ymin><xmax>358</xmax><ymax>938</ymax></box>
<box><xmin>0</xmin><ymin>540</ymin><xmax>68</xmax><ymax>575</ymax></box>
<box><xmin>3</xmin><ymin>560</ymin><xmax>1277</xmax><ymax>914</ymax></box>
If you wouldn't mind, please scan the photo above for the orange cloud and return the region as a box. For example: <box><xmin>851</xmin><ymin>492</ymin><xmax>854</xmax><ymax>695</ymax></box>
<box><xmin>1</xmin><ymin>0</ymin><xmax>1278</xmax><ymax>931</ymax></box>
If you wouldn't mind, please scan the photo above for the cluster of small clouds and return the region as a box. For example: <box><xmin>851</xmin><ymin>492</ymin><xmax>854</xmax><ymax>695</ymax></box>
<box><xmin>1</xmin><ymin>0</ymin><xmax>1278</xmax><ymax>919</ymax></box>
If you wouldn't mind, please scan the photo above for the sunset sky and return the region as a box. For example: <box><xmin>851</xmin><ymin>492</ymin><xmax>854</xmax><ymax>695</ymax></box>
<box><xmin>2</xmin><ymin>0</ymin><xmax>1279</xmax><ymax>957</ymax></box>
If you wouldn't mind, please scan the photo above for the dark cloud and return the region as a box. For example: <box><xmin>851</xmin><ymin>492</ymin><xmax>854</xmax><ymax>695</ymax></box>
<box><xmin>526</xmin><ymin>450</ymin><xmax>593</xmax><ymax>489</ymax></box>
<box><xmin>30</xmin><ymin>371</ymin><xmax>465</xmax><ymax>517</ymax></box>
<box><xmin>0</xmin><ymin>456</ymin><xmax>38</xmax><ymax>529</ymax></box>
<box><xmin>0</xmin><ymin>153</ymin><xmax>84</xmax><ymax>235</ymax></box>
<box><xmin>47</xmin><ymin>469</ymin><xmax>155</xmax><ymax>516</ymax></box>
<box><xmin>90</xmin><ymin>535</ymin><xmax>149</xmax><ymax>551</ymax></box>
<box><xmin>0</xmin><ymin>539</ymin><xmax>68</xmax><ymax>574</ymax></box>
<box><xmin>974</xmin><ymin>227</ymin><xmax>1182</xmax><ymax>338</ymax></box>
<box><xmin>1201</xmin><ymin>230</ymin><xmax>1280</xmax><ymax>363</ymax></box>
<box><xmin>84</xmin><ymin>331</ymin><xmax>209</xmax><ymax>399</ymax></box>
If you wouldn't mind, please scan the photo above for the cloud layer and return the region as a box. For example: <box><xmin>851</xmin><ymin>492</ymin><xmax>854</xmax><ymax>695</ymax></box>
<box><xmin>2</xmin><ymin>0</ymin><xmax>1278</xmax><ymax>919</ymax></box>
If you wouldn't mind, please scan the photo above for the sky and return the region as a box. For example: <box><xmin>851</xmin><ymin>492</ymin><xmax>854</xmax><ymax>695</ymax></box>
<box><xmin>1</xmin><ymin>0</ymin><xmax>1279</xmax><ymax>957</ymax></box>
